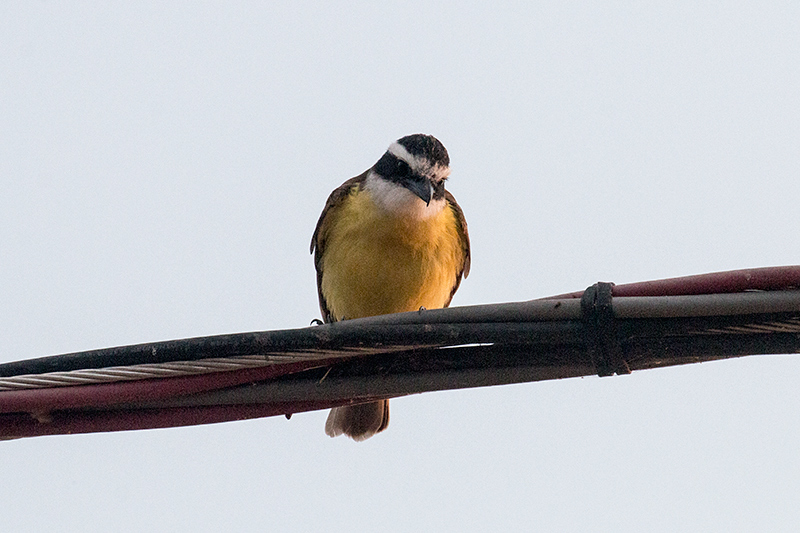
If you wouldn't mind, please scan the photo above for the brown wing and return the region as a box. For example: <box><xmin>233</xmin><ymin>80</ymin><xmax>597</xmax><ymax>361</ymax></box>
<box><xmin>444</xmin><ymin>189</ymin><xmax>471</xmax><ymax>307</ymax></box>
<box><xmin>310</xmin><ymin>170</ymin><xmax>370</xmax><ymax>323</ymax></box>
<box><xmin>444</xmin><ymin>191</ymin><xmax>471</xmax><ymax>307</ymax></box>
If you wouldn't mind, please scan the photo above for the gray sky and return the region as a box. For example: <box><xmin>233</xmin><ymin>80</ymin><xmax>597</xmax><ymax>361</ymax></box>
<box><xmin>2</xmin><ymin>2</ymin><xmax>800</xmax><ymax>531</ymax></box>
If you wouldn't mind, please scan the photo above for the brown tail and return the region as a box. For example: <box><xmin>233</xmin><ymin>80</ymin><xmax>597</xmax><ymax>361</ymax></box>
<box><xmin>324</xmin><ymin>400</ymin><xmax>390</xmax><ymax>441</ymax></box>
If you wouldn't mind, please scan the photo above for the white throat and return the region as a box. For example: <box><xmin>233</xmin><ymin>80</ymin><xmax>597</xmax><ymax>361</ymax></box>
<box><xmin>364</xmin><ymin>171</ymin><xmax>446</xmax><ymax>220</ymax></box>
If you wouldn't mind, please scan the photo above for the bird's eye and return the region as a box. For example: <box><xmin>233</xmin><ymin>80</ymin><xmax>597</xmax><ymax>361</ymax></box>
<box><xmin>396</xmin><ymin>160</ymin><xmax>412</xmax><ymax>177</ymax></box>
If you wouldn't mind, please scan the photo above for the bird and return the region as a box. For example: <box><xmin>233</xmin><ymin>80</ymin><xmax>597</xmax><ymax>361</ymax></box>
<box><xmin>311</xmin><ymin>133</ymin><xmax>471</xmax><ymax>441</ymax></box>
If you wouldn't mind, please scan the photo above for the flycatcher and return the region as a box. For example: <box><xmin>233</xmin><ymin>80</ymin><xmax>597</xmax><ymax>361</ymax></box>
<box><xmin>311</xmin><ymin>133</ymin><xmax>470</xmax><ymax>440</ymax></box>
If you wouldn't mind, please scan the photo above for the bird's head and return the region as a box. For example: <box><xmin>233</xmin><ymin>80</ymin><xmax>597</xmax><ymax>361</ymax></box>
<box><xmin>366</xmin><ymin>134</ymin><xmax>451</xmax><ymax>218</ymax></box>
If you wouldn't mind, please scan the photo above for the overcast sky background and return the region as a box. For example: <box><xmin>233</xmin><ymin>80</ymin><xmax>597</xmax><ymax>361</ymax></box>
<box><xmin>2</xmin><ymin>2</ymin><xmax>800</xmax><ymax>531</ymax></box>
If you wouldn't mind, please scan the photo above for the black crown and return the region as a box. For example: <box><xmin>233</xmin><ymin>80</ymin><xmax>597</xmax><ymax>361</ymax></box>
<box><xmin>396</xmin><ymin>134</ymin><xmax>449</xmax><ymax>167</ymax></box>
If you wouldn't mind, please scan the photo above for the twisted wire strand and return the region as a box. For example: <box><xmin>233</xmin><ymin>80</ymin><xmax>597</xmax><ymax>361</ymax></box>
<box><xmin>697</xmin><ymin>317</ymin><xmax>800</xmax><ymax>335</ymax></box>
<box><xmin>0</xmin><ymin>350</ymin><xmax>370</xmax><ymax>392</ymax></box>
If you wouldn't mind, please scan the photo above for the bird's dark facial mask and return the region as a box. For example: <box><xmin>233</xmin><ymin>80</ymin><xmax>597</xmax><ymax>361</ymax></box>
<box><xmin>373</xmin><ymin>152</ymin><xmax>437</xmax><ymax>205</ymax></box>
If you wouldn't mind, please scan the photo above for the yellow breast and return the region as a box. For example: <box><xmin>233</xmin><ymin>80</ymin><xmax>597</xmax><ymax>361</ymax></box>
<box><xmin>319</xmin><ymin>188</ymin><xmax>466</xmax><ymax>320</ymax></box>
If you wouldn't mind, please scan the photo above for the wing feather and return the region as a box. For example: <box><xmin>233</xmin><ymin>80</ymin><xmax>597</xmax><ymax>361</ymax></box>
<box><xmin>444</xmin><ymin>190</ymin><xmax>471</xmax><ymax>307</ymax></box>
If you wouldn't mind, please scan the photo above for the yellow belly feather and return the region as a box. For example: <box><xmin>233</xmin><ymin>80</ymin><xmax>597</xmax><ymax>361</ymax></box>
<box><xmin>320</xmin><ymin>189</ymin><xmax>464</xmax><ymax>320</ymax></box>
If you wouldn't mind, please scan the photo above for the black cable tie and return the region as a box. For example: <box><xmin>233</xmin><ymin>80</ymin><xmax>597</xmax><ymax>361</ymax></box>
<box><xmin>581</xmin><ymin>282</ymin><xmax>631</xmax><ymax>377</ymax></box>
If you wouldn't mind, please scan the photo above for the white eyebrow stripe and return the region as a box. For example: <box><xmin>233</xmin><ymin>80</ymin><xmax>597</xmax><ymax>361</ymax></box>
<box><xmin>387</xmin><ymin>142</ymin><xmax>423</xmax><ymax>169</ymax></box>
<box><xmin>387</xmin><ymin>141</ymin><xmax>451</xmax><ymax>181</ymax></box>
<box><xmin>430</xmin><ymin>164</ymin><xmax>451</xmax><ymax>181</ymax></box>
